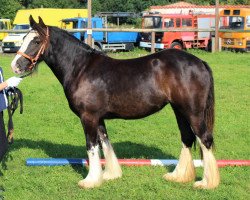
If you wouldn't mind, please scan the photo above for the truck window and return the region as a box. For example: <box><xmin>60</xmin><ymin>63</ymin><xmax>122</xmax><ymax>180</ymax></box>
<box><xmin>143</xmin><ymin>16</ymin><xmax>162</xmax><ymax>28</ymax></box>
<box><xmin>182</xmin><ymin>18</ymin><xmax>192</xmax><ymax>27</ymax></box>
<box><xmin>164</xmin><ymin>18</ymin><xmax>174</xmax><ymax>28</ymax></box>
<box><xmin>13</xmin><ymin>24</ymin><xmax>30</xmax><ymax>30</ymax></box>
<box><xmin>72</xmin><ymin>21</ymin><xmax>78</xmax><ymax>29</ymax></box>
<box><xmin>80</xmin><ymin>21</ymin><xmax>87</xmax><ymax>28</ymax></box>
<box><xmin>220</xmin><ymin>16</ymin><xmax>245</xmax><ymax>29</ymax></box>
<box><xmin>247</xmin><ymin>16</ymin><xmax>250</xmax><ymax>27</ymax></box>
<box><xmin>0</xmin><ymin>22</ymin><xmax>4</xmax><ymax>29</ymax></box>
<box><xmin>230</xmin><ymin>16</ymin><xmax>244</xmax><ymax>29</ymax></box>
<box><xmin>176</xmin><ymin>18</ymin><xmax>181</xmax><ymax>27</ymax></box>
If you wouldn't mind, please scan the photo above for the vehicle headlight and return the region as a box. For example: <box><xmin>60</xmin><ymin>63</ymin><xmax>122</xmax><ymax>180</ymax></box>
<box><xmin>236</xmin><ymin>39</ymin><xmax>243</xmax><ymax>46</ymax></box>
<box><xmin>14</xmin><ymin>41</ymin><xmax>23</xmax><ymax>46</ymax></box>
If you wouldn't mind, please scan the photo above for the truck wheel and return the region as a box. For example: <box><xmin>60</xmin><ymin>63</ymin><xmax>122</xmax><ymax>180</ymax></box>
<box><xmin>170</xmin><ymin>42</ymin><xmax>183</xmax><ymax>50</ymax></box>
<box><xmin>94</xmin><ymin>44</ymin><xmax>102</xmax><ymax>51</ymax></box>
<box><xmin>206</xmin><ymin>40</ymin><xmax>212</xmax><ymax>52</ymax></box>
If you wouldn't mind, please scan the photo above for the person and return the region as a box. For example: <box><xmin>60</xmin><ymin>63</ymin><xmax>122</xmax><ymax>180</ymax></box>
<box><xmin>0</xmin><ymin>67</ymin><xmax>22</xmax><ymax>161</ymax></box>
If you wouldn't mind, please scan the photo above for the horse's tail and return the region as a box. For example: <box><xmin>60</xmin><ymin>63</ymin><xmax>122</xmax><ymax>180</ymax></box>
<box><xmin>203</xmin><ymin>61</ymin><xmax>215</xmax><ymax>148</ymax></box>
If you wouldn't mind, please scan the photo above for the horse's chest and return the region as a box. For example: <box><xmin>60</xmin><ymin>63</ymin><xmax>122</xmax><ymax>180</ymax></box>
<box><xmin>69</xmin><ymin>79</ymin><xmax>108</xmax><ymax>113</ymax></box>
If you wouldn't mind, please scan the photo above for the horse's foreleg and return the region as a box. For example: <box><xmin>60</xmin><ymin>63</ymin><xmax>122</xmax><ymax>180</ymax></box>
<box><xmin>78</xmin><ymin>115</ymin><xmax>103</xmax><ymax>189</ymax></box>
<box><xmin>164</xmin><ymin>107</ymin><xmax>196</xmax><ymax>183</ymax></box>
<box><xmin>98</xmin><ymin>120</ymin><xmax>122</xmax><ymax>181</ymax></box>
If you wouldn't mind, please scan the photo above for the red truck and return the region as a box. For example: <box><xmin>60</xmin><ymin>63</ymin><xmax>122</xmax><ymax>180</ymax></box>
<box><xmin>140</xmin><ymin>13</ymin><xmax>215</xmax><ymax>50</ymax></box>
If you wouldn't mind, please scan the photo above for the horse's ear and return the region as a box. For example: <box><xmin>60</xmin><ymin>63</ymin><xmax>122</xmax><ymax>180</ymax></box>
<box><xmin>29</xmin><ymin>15</ymin><xmax>46</xmax><ymax>36</ymax></box>
<box><xmin>38</xmin><ymin>16</ymin><xmax>46</xmax><ymax>28</ymax></box>
<box><xmin>29</xmin><ymin>15</ymin><xmax>37</xmax><ymax>29</ymax></box>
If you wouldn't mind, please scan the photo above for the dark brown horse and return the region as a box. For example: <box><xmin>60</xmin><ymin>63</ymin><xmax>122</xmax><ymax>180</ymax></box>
<box><xmin>11</xmin><ymin>16</ymin><xmax>219</xmax><ymax>189</ymax></box>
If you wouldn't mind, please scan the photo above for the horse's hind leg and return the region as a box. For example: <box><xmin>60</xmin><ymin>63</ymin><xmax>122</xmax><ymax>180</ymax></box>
<box><xmin>98</xmin><ymin>120</ymin><xmax>122</xmax><ymax>181</ymax></box>
<box><xmin>189</xmin><ymin>114</ymin><xmax>220</xmax><ymax>189</ymax></box>
<box><xmin>163</xmin><ymin>107</ymin><xmax>196</xmax><ymax>183</ymax></box>
<box><xmin>78</xmin><ymin>114</ymin><xmax>103</xmax><ymax>189</ymax></box>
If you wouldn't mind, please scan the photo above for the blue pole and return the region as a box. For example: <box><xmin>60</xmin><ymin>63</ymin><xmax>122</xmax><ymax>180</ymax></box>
<box><xmin>26</xmin><ymin>158</ymin><xmax>88</xmax><ymax>166</ymax></box>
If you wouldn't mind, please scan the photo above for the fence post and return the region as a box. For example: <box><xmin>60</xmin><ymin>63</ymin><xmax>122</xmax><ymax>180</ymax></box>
<box><xmin>151</xmin><ymin>31</ymin><xmax>155</xmax><ymax>53</ymax></box>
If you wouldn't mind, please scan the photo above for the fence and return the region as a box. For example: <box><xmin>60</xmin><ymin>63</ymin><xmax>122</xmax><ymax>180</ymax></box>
<box><xmin>1</xmin><ymin>28</ymin><xmax>248</xmax><ymax>53</ymax></box>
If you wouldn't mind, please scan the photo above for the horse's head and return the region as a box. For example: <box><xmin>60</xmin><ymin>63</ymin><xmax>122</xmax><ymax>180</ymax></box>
<box><xmin>11</xmin><ymin>15</ymin><xmax>49</xmax><ymax>75</ymax></box>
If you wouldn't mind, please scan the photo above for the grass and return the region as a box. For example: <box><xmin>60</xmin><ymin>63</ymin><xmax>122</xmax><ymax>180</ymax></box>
<box><xmin>0</xmin><ymin>49</ymin><xmax>249</xmax><ymax>199</ymax></box>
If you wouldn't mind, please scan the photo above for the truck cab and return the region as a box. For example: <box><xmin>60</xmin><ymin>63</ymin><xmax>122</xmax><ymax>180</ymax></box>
<box><xmin>140</xmin><ymin>13</ymin><xmax>214</xmax><ymax>50</ymax></box>
<box><xmin>2</xmin><ymin>24</ymin><xmax>30</xmax><ymax>53</ymax></box>
<box><xmin>62</xmin><ymin>17</ymin><xmax>104</xmax><ymax>42</ymax></box>
<box><xmin>219</xmin><ymin>8</ymin><xmax>250</xmax><ymax>52</ymax></box>
<box><xmin>62</xmin><ymin>17</ymin><xmax>140</xmax><ymax>51</ymax></box>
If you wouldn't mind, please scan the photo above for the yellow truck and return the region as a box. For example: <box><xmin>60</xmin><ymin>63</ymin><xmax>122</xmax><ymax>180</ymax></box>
<box><xmin>0</xmin><ymin>19</ymin><xmax>11</xmax><ymax>42</ymax></box>
<box><xmin>219</xmin><ymin>8</ymin><xmax>250</xmax><ymax>52</ymax></box>
<box><xmin>2</xmin><ymin>8</ymin><xmax>87</xmax><ymax>53</ymax></box>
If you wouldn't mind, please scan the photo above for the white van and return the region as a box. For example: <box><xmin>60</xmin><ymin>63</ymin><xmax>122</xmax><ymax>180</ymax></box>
<box><xmin>2</xmin><ymin>24</ymin><xmax>30</xmax><ymax>53</ymax></box>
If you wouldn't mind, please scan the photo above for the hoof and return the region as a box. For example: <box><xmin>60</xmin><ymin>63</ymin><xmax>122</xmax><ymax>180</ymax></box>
<box><xmin>78</xmin><ymin>179</ymin><xmax>103</xmax><ymax>189</ymax></box>
<box><xmin>163</xmin><ymin>172</ymin><xmax>195</xmax><ymax>183</ymax></box>
<box><xmin>103</xmin><ymin>170</ymin><xmax>122</xmax><ymax>181</ymax></box>
<box><xmin>193</xmin><ymin>180</ymin><xmax>219</xmax><ymax>189</ymax></box>
<box><xmin>163</xmin><ymin>173</ymin><xmax>177</xmax><ymax>182</ymax></box>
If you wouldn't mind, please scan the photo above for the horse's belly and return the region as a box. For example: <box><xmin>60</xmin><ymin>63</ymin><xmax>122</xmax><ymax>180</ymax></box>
<box><xmin>108</xmin><ymin>95</ymin><xmax>167</xmax><ymax>119</ymax></box>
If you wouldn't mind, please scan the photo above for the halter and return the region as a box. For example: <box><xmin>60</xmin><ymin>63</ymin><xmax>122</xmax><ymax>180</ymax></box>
<box><xmin>17</xmin><ymin>27</ymin><xmax>49</xmax><ymax>71</ymax></box>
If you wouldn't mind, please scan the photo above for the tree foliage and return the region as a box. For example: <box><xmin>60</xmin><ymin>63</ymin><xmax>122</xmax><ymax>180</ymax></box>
<box><xmin>0</xmin><ymin>0</ymin><xmax>249</xmax><ymax>21</ymax></box>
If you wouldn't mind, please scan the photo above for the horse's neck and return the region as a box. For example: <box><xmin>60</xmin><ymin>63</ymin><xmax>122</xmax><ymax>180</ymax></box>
<box><xmin>43</xmin><ymin>37</ymin><xmax>90</xmax><ymax>85</ymax></box>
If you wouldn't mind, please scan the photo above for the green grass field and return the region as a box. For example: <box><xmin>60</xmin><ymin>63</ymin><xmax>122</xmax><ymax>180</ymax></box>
<box><xmin>0</xmin><ymin>49</ymin><xmax>249</xmax><ymax>199</ymax></box>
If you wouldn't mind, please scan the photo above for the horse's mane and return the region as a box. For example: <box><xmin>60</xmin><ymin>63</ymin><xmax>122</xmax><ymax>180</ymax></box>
<box><xmin>49</xmin><ymin>26</ymin><xmax>105</xmax><ymax>56</ymax></box>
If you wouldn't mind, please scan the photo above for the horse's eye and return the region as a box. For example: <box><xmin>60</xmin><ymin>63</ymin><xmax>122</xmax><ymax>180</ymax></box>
<box><xmin>35</xmin><ymin>41</ymin><xmax>40</xmax><ymax>45</ymax></box>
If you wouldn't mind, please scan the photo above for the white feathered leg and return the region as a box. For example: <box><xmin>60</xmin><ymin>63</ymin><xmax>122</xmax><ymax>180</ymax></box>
<box><xmin>164</xmin><ymin>143</ymin><xmax>195</xmax><ymax>183</ymax></box>
<box><xmin>78</xmin><ymin>145</ymin><xmax>103</xmax><ymax>188</ymax></box>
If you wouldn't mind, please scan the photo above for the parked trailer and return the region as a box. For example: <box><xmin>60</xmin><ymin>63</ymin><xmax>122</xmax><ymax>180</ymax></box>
<box><xmin>62</xmin><ymin>17</ymin><xmax>140</xmax><ymax>51</ymax></box>
<box><xmin>140</xmin><ymin>13</ymin><xmax>215</xmax><ymax>50</ymax></box>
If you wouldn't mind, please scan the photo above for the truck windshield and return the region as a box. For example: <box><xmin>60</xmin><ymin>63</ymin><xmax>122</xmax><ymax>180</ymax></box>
<box><xmin>247</xmin><ymin>16</ymin><xmax>250</xmax><ymax>28</ymax></box>
<box><xmin>220</xmin><ymin>16</ymin><xmax>245</xmax><ymax>30</ymax></box>
<box><xmin>0</xmin><ymin>22</ymin><xmax>6</xmax><ymax>30</ymax></box>
<box><xmin>71</xmin><ymin>21</ymin><xmax>87</xmax><ymax>29</ymax></box>
<box><xmin>13</xmin><ymin>24</ymin><xmax>30</xmax><ymax>30</ymax></box>
<box><xmin>143</xmin><ymin>16</ymin><xmax>162</xmax><ymax>28</ymax></box>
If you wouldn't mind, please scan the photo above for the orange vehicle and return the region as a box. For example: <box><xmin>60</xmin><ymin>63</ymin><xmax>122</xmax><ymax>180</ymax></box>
<box><xmin>140</xmin><ymin>13</ymin><xmax>215</xmax><ymax>50</ymax></box>
<box><xmin>219</xmin><ymin>8</ymin><xmax>250</xmax><ymax>52</ymax></box>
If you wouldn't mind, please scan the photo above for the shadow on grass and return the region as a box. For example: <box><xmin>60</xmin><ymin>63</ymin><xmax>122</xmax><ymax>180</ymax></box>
<box><xmin>2</xmin><ymin>139</ymin><xmax>177</xmax><ymax>177</ymax></box>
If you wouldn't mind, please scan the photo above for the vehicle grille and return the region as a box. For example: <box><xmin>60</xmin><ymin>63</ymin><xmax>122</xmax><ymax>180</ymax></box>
<box><xmin>223</xmin><ymin>38</ymin><xmax>234</xmax><ymax>45</ymax></box>
<box><xmin>3</xmin><ymin>42</ymin><xmax>15</xmax><ymax>47</ymax></box>
<box><xmin>246</xmin><ymin>40</ymin><xmax>250</xmax><ymax>47</ymax></box>
<box><xmin>246</xmin><ymin>40</ymin><xmax>250</xmax><ymax>51</ymax></box>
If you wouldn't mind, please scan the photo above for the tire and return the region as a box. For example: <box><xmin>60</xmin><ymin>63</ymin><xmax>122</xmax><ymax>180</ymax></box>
<box><xmin>170</xmin><ymin>42</ymin><xmax>183</xmax><ymax>50</ymax></box>
<box><xmin>206</xmin><ymin>40</ymin><xmax>212</xmax><ymax>52</ymax></box>
<box><xmin>94</xmin><ymin>44</ymin><xmax>102</xmax><ymax>51</ymax></box>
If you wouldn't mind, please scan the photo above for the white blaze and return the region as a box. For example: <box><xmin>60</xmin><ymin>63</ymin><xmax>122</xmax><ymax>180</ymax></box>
<box><xmin>11</xmin><ymin>31</ymin><xmax>38</xmax><ymax>73</ymax></box>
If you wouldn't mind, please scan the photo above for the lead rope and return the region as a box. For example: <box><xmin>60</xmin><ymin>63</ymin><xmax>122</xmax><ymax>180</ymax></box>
<box><xmin>5</xmin><ymin>87</ymin><xmax>23</xmax><ymax>144</ymax></box>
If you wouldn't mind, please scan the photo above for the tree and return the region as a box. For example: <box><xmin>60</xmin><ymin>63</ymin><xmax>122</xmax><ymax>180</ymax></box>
<box><xmin>0</xmin><ymin>0</ymin><xmax>22</xmax><ymax>20</ymax></box>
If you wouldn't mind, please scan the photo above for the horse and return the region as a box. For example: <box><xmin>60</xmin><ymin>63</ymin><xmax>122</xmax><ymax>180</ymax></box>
<box><xmin>11</xmin><ymin>16</ymin><xmax>220</xmax><ymax>189</ymax></box>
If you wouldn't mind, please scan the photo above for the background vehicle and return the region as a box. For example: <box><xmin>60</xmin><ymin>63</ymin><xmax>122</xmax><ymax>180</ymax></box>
<box><xmin>0</xmin><ymin>19</ymin><xmax>11</xmax><ymax>43</ymax></box>
<box><xmin>2</xmin><ymin>8</ymin><xmax>87</xmax><ymax>53</ymax></box>
<box><xmin>219</xmin><ymin>8</ymin><xmax>250</xmax><ymax>52</ymax></box>
<box><xmin>62</xmin><ymin>17</ymin><xmax>140</xmax><ymax>51</ymax></box>
<box><xmin>2</xmin><ymin>24</ymin><xmax>30</xmax><ymax>52</ymax></box>
<box><xmin>140</xmin><ymin>13</ymin><xmax>215</xmax><ymax>50</ymax></box>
